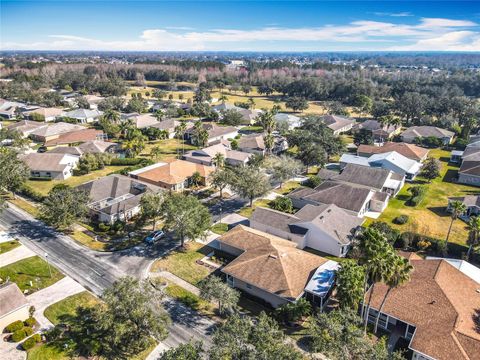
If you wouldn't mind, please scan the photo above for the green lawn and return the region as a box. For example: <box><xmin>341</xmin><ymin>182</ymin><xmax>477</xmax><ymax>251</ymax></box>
<box><xmin>366</xmin><ymin>148</ymin><xmax>479</xmax><ymax>245</ymax></box>
<box><xmin>44</xmin><ymin>291</ymin><xmax>99</xmax><ymax>325</ymax></box>
<box><xmin>141</xmin><ymin>138</ymin><xmax>197</xmax><ymax>161</ymax></box>
<box><xmin>150</xmin><ymin>242</ymin><xmax>213</xmax><ymax>285</ymax></box>
<box><xmin>211</xmin><ymin>222</ymin><xmax>229</xmax><ymax>235</ymax></box>
<box><xmin>238</xmin><ymin>198</ymin><xmax>272</xmax><ymax>218</ymax></box>
<box><xmin>27</xmin><ymin>343</ymin><xmax>66</xmax><ymax>360</ymax></box>
<box><xmin>163</xmin><ymin>280</ymin><xmax>215</xmax><ymax>316</ymax></box>
<box><xmin>274</xmin><ymin>181</ymin><xmax>303</xmax><ymax>195</ymax></box>
<box><xmin>0</xmin><ymin>239</ymin><xmax>20</xmax><ymax>254</ymax></box>
<box><xmin>8</xmin><ymin>197</ymin><xmax>39</xmax><ymax>216</ymax></box>
<box><xmin>0</xmin><ymin>256</ymin><xmax>64</xmax><ymax>294</ymax></box>
<box><xmin>26</xmin><ymin>165</ymin><xmax>128</xmax><ymax>196</ymax></box>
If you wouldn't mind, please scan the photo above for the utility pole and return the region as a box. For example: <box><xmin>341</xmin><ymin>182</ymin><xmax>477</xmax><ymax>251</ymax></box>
<box><xmin>44</xmin><ymin>252</ymin><xmax>52</xmax><ymax>278</ymax></box>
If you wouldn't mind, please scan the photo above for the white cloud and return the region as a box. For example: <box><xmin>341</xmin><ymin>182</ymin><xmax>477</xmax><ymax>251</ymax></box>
<box><xmin>373</xmin><ymin>12</ymin><xmax>413</xmax><ymax>17</ymax></box>
<box><xmin>2</xmin><ymin>17</ymin><xmax>479</xmax><ymax>51</ymax></box>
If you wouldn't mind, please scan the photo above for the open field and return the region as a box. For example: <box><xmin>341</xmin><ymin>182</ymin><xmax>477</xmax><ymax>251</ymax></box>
<box><xmin>26</xmin><ymin>165</ymin><xmax>129</xmax><ymax>196</ymax></box>
<box><xmin>0</xmin><ymin>256</ymin><xmax>64</xmax><ymax>293</ymax></box>
<box><xmin>151</xmin><ymin>242</ymin><xmax>213</xmax><ymax>285</ymax></box>
<box><xmin>366</xmin><ymin>148</ymin><xmax>479</xmax><ymax>245</ymax></box>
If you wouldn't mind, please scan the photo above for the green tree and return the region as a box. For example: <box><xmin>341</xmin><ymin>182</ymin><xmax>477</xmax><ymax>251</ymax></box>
<box><xmin>270</xmin><ymin>196</ymin><xmax>294</xmax><ymax>213</ymax></box>
<box><xmin>103</xmin><ymin>109</ymin><xmax>120</xmax><ymax>124</ymax></box>
<box><xmin>212</xmin><ymin>152</ymin><xmax>225</xmax><ymax>168</ymax></box>
<box><xmin>76</xmin><ymin>96</ymin><xmax>90</xmax><ymax>109</ymax></box>
<box><xmin>0</xmin><ymin>148</ymin><xmax>29</xmax><ymax>198</ymax></box>
<box><xmin>99</xmin><ymin>116</ymin><xmax>120</xmax><ymax>138</ymax></box>
<box><xmin>140</xmin><ymin>192</ymin><xmax>164</xmax><ymax>231</ymax></box>
<box><xmin>162</xmin><ymin>193</ymin><xmax>211</xmax><ymax>247</ymax></box>
<box><xmin>336</xmin><ymin>260</ymin><xmax>366</xmax><ymax>310</ymax></box>
<box><xmin>221</xmin><ymin>109</ymin><xmax>244</xmax><ymax>126</ymax></box>
<box><xmin>209</xmin><ymin>312</ymin><xmax>302</xmax><ymax>360</ymax></box>
<box><xmin>210</xmin><ymin>167</ymin><xmax>234</xmax><ymax>199</ymax></box>
<box><xmin>248</xmin><ymin>97</ymin><xmax>256</xmax><ymax>110</ymax></box>
<box><xmin>190</xmin><ymin>171</ymin><xmax>202</xmax><ymax>188</ymax></box>
<box><xmin>198</xmin><ymin>276</ymin><xmax>240</xmax><ymax>315</ymax></box>
<box><xmin>174</xmin><ymin>121</ymin><xmax>188</xmax><ymax>155</ymax></box>
<box><xmin>420</xmin><ymin>157</ymin><xmax>441</xmax><ymax>182</ymax></box>
<box><xmin>39</xmin><ymin>186</ymin><xmax>89</xmax><ymax>230</ymax></box>
<box><xmin>446</xmin><ymin>200</ymin><xmax>467</xmax><ymax>247</ymax></box>
<box><xmin>159</xmin><ymin>341</ymin><xmax>203</xmax><ymax>360</ymax></box>
<box><xmin>275</xmin><ymin>298</ymin><xmax>311</xmax><ymax>323</ymax></box>
<box><xmin>230</xmin><ymin>166</ymin><xmax>271</xmax><ymax>207</ymax></box>
<box><xmin>264</xmin><ymin>155</ymin><xmax>302</xmax><ymax>189</ymax></box>
<box><xmin>150</xmin><ymin>146</ymin><xmax>163</xmax><ymax>160</ymax></box>
<box><xmin>285</xmin><ymin>97</ymin><xmax>309</xmax><ymax>112</ymax></box>
<box><xmin>467</xmin><ymin>216</ymin><xmax>480</xmax><ymax>260</ymax></box>
<box><xmin>125</xmin><ymin>97</ymin><xmax>147</xmax><ymax>113</ymax></box>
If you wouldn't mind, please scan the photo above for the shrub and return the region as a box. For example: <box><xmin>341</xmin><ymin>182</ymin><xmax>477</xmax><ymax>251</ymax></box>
<box><xmin>5</xmin><ymin>320</ymin><xmax>24</xmax><ymax>333</ymax></box>
<box><xmin>11</xmin><ymin>329</ymin><xmax>27</xmax><ymax>342</ymax></box>
<box><xmin>21</xmin><ymin>335</ymin><xmax>39</xmax><ymax>350</ymax></box>
<box><xmin>29</xmin><ymin>306</ymin><xmax>35</xmax><ymax>317</ymax></box>
<box><xmin>393</xmin><ymin>215</ymin><xmax>409</xmax><ymax>225</ymax></box>
<box><xmin>19</xmin><ymin>185</ymin><xmax>45</xmax><ymax>202</ymax></box>
<box><xmin>98</xmin><ymin>223</ymin><xmax>111</xmax><ymax>232</ymax></box>
<box><xmin>24</xmin><ymin>317</ymin><xmax>36</xmax><ymax>327</ymax></box>
<box><xmin>24</xmin><ymin>327</ymin><xmax>34</xmax><ymax>336</ymax></box>
<box><xmin>408</xmin><ymin>186</ymin><xmax>426</xmax><ymax>206</ymax></box>
<box><xmin>110</xmin><ymin>157</ymin><xmax>151</xmax><ymax>166</ymax></box>
<box><xmin>270</xmin><ymin>197</ymin><xmax>294</xmax><ymax>213</ymax></box>
<box><xmin>31</xmin><ymin>333</ymin><xmax>41</xmax><ymax>343</ymax></box>
<box><xmin>304</xmin><ymin>176</ymin><xmax>322</xmax><ymax>188</ymax></box>
<box><xmin>417</xmin><ymin>239</ymin><xmax>431</xmax><ymax>250</ymax></box>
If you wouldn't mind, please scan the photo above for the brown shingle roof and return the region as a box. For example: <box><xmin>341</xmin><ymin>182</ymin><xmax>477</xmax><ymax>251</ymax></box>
<box><xmin>21</xmin><ymin>153</ymin><xmax>77</xmax><ymax>172</ymax></box>
<box><xmin>358</xmin><ymin>142</ymin><xmax>429</xmax><ymax>162</ymax></box>
<box><xmin>366</xmin><ymin>259</ymin><xmax>480</xmax><ymax>360</ymax></box>
<box><xmin>134</xmin><ymin>159</ymin><xmax>214</xmax><ymax>185</ymax></box>
<box><xmin>238</xmin><ymin>134</ymin><xmax>265</xmax><ymax>150</ymax></box>
<box><xmin>0</xmin><ymin>283</ymin><xmax>28</xmax><ymax>317</ymax></box>
<box><xmin>219</xmin><ymin>225</ymin><xmax>327</xmax><ymax>300</ymax></box>
<box><xmin>24</xmin><ymin>107</ymin><xmax>64</xmax><ymax>118</ymax></box>
<box><xmin>45</xmin><ymin>129</ymin><xmax>104</xmax><ymax>146</ymax></box>
<box><xmin>320</xmin><ymin>114</ymin><xmax>355</xmax><ymax>131</ymax></box>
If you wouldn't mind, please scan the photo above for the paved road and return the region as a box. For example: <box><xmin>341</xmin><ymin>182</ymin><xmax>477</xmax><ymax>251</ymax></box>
<box><xmin>0</xmin><ymin>204</ymin><xmax>214</xmax><ymax>349</ymax></box>
<box><xmin>208</xmin><ymin>195</ymin><xmax>248</xmax><ymax>223</ymax></box>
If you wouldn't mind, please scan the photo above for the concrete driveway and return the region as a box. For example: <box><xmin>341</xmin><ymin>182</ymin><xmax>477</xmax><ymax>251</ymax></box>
<box><xmin>0</xmin><ymin>245</ymin><xmax>35</xmax><ymax>267</ymax></box>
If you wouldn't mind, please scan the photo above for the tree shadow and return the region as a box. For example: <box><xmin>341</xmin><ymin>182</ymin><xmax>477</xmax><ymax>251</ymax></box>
<box><xmin>443</xmin><ymin>169</ymin><xmax>458</xmax><ymax>183</ymax></box>
<box><xmin>427</xmin><ymin>206</ymin><xmax>451</xmax><ymax>218</ymax></box>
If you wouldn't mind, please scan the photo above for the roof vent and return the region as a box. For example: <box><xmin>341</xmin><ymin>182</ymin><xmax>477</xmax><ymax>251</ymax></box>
<box><xmin>268</xmin><ymin>254</ymin><xmax>278</xmax><ymax>259</ymax></box>
<box><xmin>429</xmin><ymin>300</ymin><xmax>436</xmax><ymax>305</ymax></box>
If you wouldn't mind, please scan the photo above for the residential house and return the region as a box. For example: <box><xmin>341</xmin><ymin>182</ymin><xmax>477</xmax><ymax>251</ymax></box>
<box><xmin>364</xmin><ymin>255</ymin><xmax>480</xmax><ymax>360</ymax></box>
<box><xmin>401</xmin><ymin>126</ymin><xmax>455</xmax><ymax>145</ymax></box>
<box><xmin>129</xmin><ymin>159</ymin><xmax>214</xmax><ymax>191</ymax></box>
<box><xmin>63</xmin><ymin>109</ymin><xmax>103</xmax><ymax>124</ymax></box>
<box><xmin>122</xmin><ymin>113</ymin><xmax>159</xmax><ymax>129</ymax></box>
<box><xmin>150</xmin><ymin>119</ymin><xmax>180</xmax><ymax>139</ymax></box>
<box><xmin>358</xmin><ymin>142</ymin><xmax>429</xmax><ymax>162</ymax></box>
<box><xmin>288</xmin><ymin>181</ymin><xmax>389</xmax><ymax>217</ymax></box>
<box><xmin>456</xmin><ymin>147</ymin><xmax>480</xmax><ymax>186</ymax></box>
<box><xmin>237</xmin><ymin>133</ymin><xmax>288</xmax><ymax>155</ymax></box>
<box><xmin>447</xmin><ymin>195</ymin><xmax>480</xmax><ymax>218</ymax></box>
<box><xmin>216</xmin><ymin>225</ymin><xmax>337</xmax><ymax>308</ymax></box>
<box><xmin>273</xmin><ymin>113</ymin><xmax>301</xmax><ymax>130</ymax></box>
<box><xmin>23</xmin><ymin>107</ymin><xmax>65</xmax><ymax>122</ymax></box>
<box><xmin>21</xmin><ymin>152</ymin><xmax>79</xmax><ymax>180</ymax></box>
<box><xmin>0</xmin><ymin>283</ymin><xmax>30</xmax><ymax>332</ymax></box>
<box><xmin>0</xmin><ymin>99</ymin><xmax>24</xmax><ymax>119</ymax></box>
<box><xmin>237</xmin><ymin>108</ymin><xmax>262</xmax><ymax>125</ymax></box>
<box><xmin>319</xmin><ymin>114</ymin><xmax>356</xmax><ymax>135</ymax></box>
<box><xmin>29</xmin><ymin>122</ymin><xmax>86</xmax><ymax>143</ymax></box>
<box><xmin>319</xmin><ymin>163</ymin><xmax>405</xmax><ymax>196</ymax></box>
<box><xmin>251</xmin><ymin>204</ymin><xmax>363</xmax><ymax>257</ymax></box>
<box><xmin>48</xmin><ymin>140</ymin><xmax>119</xmax><ymax>156</ymax></box>
<box><xmin>340</xmin><ymin>151</ymin><xmax>423</xmax><ymax>181</ymax></box>
<box><xmin>183</xmin><ymin>142</ymin><xmax>252</xmax><ymax>166</ymax></box>
<box><xmin>83</xmin><ymin>94</ymin><xmax>104</xmax><ymax>110</ymax></box>
<box><xmin>212</xmin><ymin>102</ymin><xmax>240</xmax><ymax>113</ymax></box>
<box><xmin>6</xmin><ymin>120</ymin><xmax>47</xmax><ymax>138</ymax></box>
<box><xmin>77</xmin><ymin>174</ymin><xmax>161</xmax><ymax>224</ymax></box>
<box><xmin>185</xmin><ymin>123</ymin><xmax>238</xmax><ymax>146</ymax></box>
<box><xmin>353</xmin><ymin>120</ymin><xmax>401</xmax><ymax>142</ymax></box>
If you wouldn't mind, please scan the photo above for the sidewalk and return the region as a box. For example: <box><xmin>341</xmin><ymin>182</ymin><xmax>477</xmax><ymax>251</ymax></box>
<box><xmin>150</xmin><ymin>271</ymin><xmax>200</xmax><ymax>296</ymax></box>
<box><xmin>26</xmin><ymin>277</ymin><xmax>85</xmax><ymax>330</ymax></box>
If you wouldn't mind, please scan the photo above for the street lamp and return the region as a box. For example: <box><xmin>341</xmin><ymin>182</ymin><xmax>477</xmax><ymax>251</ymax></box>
<box><xmin>44</xmin><ymin>252</ymin><xmax>52</xmax><ymax>278</ymax></box>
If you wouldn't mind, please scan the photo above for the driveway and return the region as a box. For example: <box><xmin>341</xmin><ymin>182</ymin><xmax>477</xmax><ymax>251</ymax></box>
<box><xmin>26</xmin><ymin>277</ymin><xmax>85</xmax><ymax>330</ymax></box>
<box><xmin>0</xmin><ymin>245</ymin><xmax>35</xmax><ymax>267</ymax></box>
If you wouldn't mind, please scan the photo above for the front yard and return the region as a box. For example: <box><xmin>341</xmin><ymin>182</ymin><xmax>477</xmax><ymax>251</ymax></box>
<box><xmin>150</xmin><ymin>242</ymin><xmax>214</xmax><ymax>285</ymax></box>
<box><xmin>367</xmin><ymin>148</ymin><xmax>479</xmax><ymax>245</ymax></box>
<box><xmin>0</xmin><ymin>256</ymin><xmax>64</xmax><ymax>294</ymax></box>
<box><xmin>0</xmin><ymin>239</ymin><xmax>20</xmax><ymax>254</ymax></box>
<box><xmin>44</xmin><ymin>291</ymin><xmax>99</xmax><ymax>325</ymax></box>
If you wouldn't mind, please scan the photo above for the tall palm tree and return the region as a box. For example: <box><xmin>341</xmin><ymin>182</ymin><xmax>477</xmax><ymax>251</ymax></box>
<box><xmin>263</xmin><ymin>133</ymin><xmax>274</xmax><ymax>155</ymax></box>
<box><xmin>248</xmin><ymin>97</ymin><xmax>256</xmax><ymax>110</ymax></box>
<box><xmin>373</xmin><ymin>255</ymin><xmax>413</xmax><ymax>333</ymax></box>
<box><xmin>153</xmin><ymin>109</ymin><xmax>164</xmax><ymax>122</ymax></box>
<box><xmin>150</xmin><ymin>146</ymin><xmax>163</xmax><ymax>160</ymax></box>
<box><xmin>119</xmin><ymin>118</ymin><xmax>134</xmax><ymax>138</ymax></box>
<box><xmin>174</xmin><ymin>122</ymin><xmax>188</xmax><ymax>155</ymax></box>
<box><xmin>212</xmin><ymin>153</ymin><xmax>225</xmax><ymax>168</ymax></box>
<box><xmin>219</xmin><ymin>94</ymin><xmax>228</xmax><ymax>104</ymax></box>
<box><xmin>467</xmin><ymin>216</ymin><xmax>480</xmax><ymax>260</ymax></box>
<box><xmin>104</xmin><ymin>109</ymin><xmax>120</xmax><ymax>124</ymax></box>
<box><xmin>446</xmin><ymin>200</ymin><xmax>467</xmax><ymax>247</ymax></box>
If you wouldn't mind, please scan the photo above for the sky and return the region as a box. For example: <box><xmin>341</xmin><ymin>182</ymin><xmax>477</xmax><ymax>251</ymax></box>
<box><xmin>1</xmin><ymin>0</ymin><xmax>480</xmax><ymax>52</ymax></box>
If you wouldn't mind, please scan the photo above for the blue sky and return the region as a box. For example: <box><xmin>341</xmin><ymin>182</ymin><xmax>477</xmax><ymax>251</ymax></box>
<box><xmin>1</xmin><ymin>1</ymin><xmax>479</xmax><ymax>51</ymax></box>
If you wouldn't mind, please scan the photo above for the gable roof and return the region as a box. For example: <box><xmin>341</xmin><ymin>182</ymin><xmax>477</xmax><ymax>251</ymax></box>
<box><xmin>238</xmin><ymin>134</ymin><xmax>265</xmax><ymax>150</ymax></box>
<box><xmin>319</xmin><ymin>114</ymin><xmax>355</xmax><ymax>131</ymax></box>
<box><xmin>401</xmin><ymin>126</ymin><xmax>455</xmax><ymax>139</ymax></box>
<box><xmin>459</xmin><ymin>160</ymin><xmax>480</xmax><ymax>177</ymax></box>
<box><xmin>366</xmin><ymin>259</ymin><xmax>480</xmax><ymax>360</ymax></box>
<box><xmin>30</xmin><ymin>122</ymin><xmax>86</xmax><ymax>138</ymax></box>
<box><xmin>333</xmin><ymin>163</ymin><xmax>395</xmax><ymax>190</ymax></box>
<box><xmin>21</xmin><ymin>153</ymin><xmax>78</xmax><ymax>172</ymax></box>
<box><xmin>461</xmin><ymin>147</ymin><xmax>480</xmax><ymax>162</ymax></box>
<box><xmin>0</xmin><ymin>283</ymin><xmax>28</xmax><ymax>318</ymax></box>
<box><xmin>44</xmin><ymin>128</ymin><xmax>104</xmax><ymax>146</ymax></box>
<box><xmin>48</xmin><ymin>140</ymin><xmax>117</xmax><ymax>156</ymax></box>
<box><xmin>219</xmin><ymin>225</ymin><xmax>327</xmax><ymax>300</ymax></box>
<box><xmin>64</xmin><ymin>108</ymin><xmax>102</xmax><ymax>119</ymax></box>
<box><xmin>354</xmin><ymin>119</ymin><xmax>399</xmax><ymax>133</ymax></box>
<box><xmin>24</xmin><ymin>107</ymin><xmax>65</xmax><ymax>118</ymax></box>
<box><xmin>357</xmin><ymin>142</ymin><xmax>429</xmax><ymax>161</ymax></box>
<box><xmin>7</xmin><ymin>120</ymin><xmax>47</xmax><ymax>135</ymax></box>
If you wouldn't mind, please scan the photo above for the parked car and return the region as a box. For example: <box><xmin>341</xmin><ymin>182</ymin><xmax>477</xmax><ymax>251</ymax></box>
<box><xmin>144</xmin><ymin>230</ymin><xmax>165</xmax><ymax>244</ymax></box>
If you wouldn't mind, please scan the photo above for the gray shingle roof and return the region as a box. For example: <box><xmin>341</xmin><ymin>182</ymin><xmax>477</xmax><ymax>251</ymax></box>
<box><xmin>0</xmin><ymin>283</ymin><xmax>28</xmax><ymax>317</ymax></box>
<box><xmin>401</xmin><ymin>126</ymin><xmax>454</xmax><ymax>139</ymax></box>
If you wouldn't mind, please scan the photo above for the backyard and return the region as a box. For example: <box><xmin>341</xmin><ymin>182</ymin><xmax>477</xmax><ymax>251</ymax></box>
<box><xmin>140</xmin><ymin>138</ymin><xmax>197</xmax><ymax>161</ymax></box>
<box><xmin>0</xmin><ymin>256</ymin><xmax>64</xmax><ymax>294</ymax></box>
<box><xmin>366</xmin><ymin>148</ymin><xmax>479</xmax><ymax>245</ymax></box>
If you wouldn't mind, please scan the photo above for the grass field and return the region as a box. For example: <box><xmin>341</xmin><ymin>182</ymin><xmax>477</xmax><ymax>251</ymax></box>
<box><xmin>274</xmin><ymin>181</ymin><xmax>303</xmax><ymax>195</ymax></box>
<box><xmin>238</xmin><ymin>198</ymin><xmax>272</xmax><ymax>218</ymax></box>
<box><xmin>8</xmin><ymin>197</ymin><xmax>39</xmax><ymax>216</ymax></box>
<box><xmin>44</xmin><ymin>291</ymin><xmax>100</xmax><ymax>325</ymax></box>
<box><xmin>211</xmin><ymin>222</ymin><xmax>229</xmax><ymax>235</ymax></box>
<box><xmin>162</xmin><ymin>279</ymin><xmax>215</xmax><ymax>316</ymax></box>
<box><xmin>26</xmin><ymin>165</ymin><xmax>129</xmax><ymax>196</ymax></box>
<box><xmin>0</xmin><ymin>256</ymin><xmax>64</xmax><ymax>294</ymax></box>
<box><xmin>0</xmin><ymin>239</ymin><xmax>20</xmax><ymax>254</ymax></box>
<box><xmin>140</xmin><ymin>138</ymin><xmax>197</xmax><ymax>161</ymax></box>
<box><xmin>366</xmin><ymin>148</ymin><xmax>479</xmax><ymax>245</ymax></box>
<box><xmin>151</xmin><ymin>242</ymin><xmax>213</xmax><ymax>285</ymax></box>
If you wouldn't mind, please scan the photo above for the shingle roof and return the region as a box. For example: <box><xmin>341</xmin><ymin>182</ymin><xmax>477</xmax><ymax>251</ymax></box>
<box><xmin>401</xmin><ymin>126</ymin><xmax>455</xmax><ymax>139</ymax></box>
<box><xmin>320</xmin><ymin>114</ymin><xmax>355</xmax><ymax>131</ymax></box>
<box><xmin>357</xmin><ymin>142</ymin><xmax>429</xmax><ymax>161</ymax></box>
<box><xmin>0</xmin><ymin>283</ymin><xmax>28</xmax><ymax>317</ymax></box>
<box><xmin>48</xmin><ymin>140</ymin><xmax>117</xmax><ymax>156</ymax></box>
<box><xmin>449</xmin><ymin>195</ymin><xmax>480</xmax><ymax>208</ymax></box>
<box><xmin>219</xmin><ymin>225</ymin><xmax>328</xmax><ymax>300</ymax></box>
<box><xmin>461</xmin><ymin>147</ymin><xmax>480</xmax><ymax>162</ymax></box>
<box><xmin>21</xmin><ymin>153</ymin><xmax>77</xmax><ymax>172</ymax></box>
<box><xmin>366</xmin><ymin>259</ymin><xmax>480</xmax><ymax>360</ymax></box>
<box><xmin>30</xmin><ymin>122</ymin><xmax>86</xmax><ymax>137</ymax></box>
<box><xmin>334</xmin><ymin>163</ymin><xmax>392</xmax><ymax>190</ymax></box>
<box><xmin>64</xmin><ymin>109</ymin><xmax>102</xmax><ymax>119</ymax></box>
<box><xmin>238</xmin><ymin>134</ymin><xmax>265</xmax><ymax>150</ymax></box>
<box><xmin>354</xmin><ymin>119</ymin><xmax>399</xmax><ymax>133</ymax></box>
<box><xmin>44</xmin><ymin>128</ymin><xmax>104</xmax><ymax>146</ymax></box>
<box><xmin>24</xmin><ymin>107</ymin><xmax>65</xmax><ymax>118</ymax></box>
<box><xmin>459</xmin><ymin>160</ymin><xmax>480</xmax><ymax>177</ymax></box>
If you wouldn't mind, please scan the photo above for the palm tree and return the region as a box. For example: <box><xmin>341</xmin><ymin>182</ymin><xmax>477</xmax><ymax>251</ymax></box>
<box><xmin>467</xmin><ymin>216</ymin><xmax>480</xmax><ymax>260</ymax></box>
<box><xmin>119</xmin><ymin>119</ymin><xmax>134</xmax><ymax>138</ymax></box>
<box><xmin>263</xmin><ymin>133</ymin><xmax>274</xmax><ymax>155</ymax></box>
<box><xmin>373</xmin><ymin>255</ymin><xmax>413</xmax><ymax>333</ymax></box>
<box><xmin>150</xmin><ymin>146</ymin><xmax>163</xmax><ymax>160</ymax></box>
<box><xmin>446</xmin><ymin>200</ymin><xmax>467</xmax><ymax>248</ymax></box>
<box><xmin>248</xmin><ymin>97</ymin><xmax>256</xmax><ymax>110</ymax></box>
<box><xmin>212</xmin><ymin>153</ymin><xmax>225</xmax><ymax>168</ymax></box>
<box><xmin>104</xmin><ymin>109</ymin><xmax>120</xmax><ymax>124</ymax></box>
<box><xmin>219</xmin><ymin>94</ymin><xmax>228</xmax><ymax>104</ymax></box>
<box><xmin>153</xmin><ymin>109</ymin><xmax>164</xmax><ymax>122</ymax></box>
<box><xmin>190</xmin><ymin>171</ymin><xmax>202</xmax><ymax>188</ymax></box>
<box><xmin>174</xmin><ymin>122</ymin><xmax>188</xmax><ymax>155</ymax></box>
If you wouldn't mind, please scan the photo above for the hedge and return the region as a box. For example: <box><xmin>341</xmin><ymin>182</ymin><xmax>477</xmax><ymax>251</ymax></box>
<box><xmin>11</xmin><ymin>329</ymin><xmax>28</xmax><ymax>342</ymax></box>
<box><xmin>21</xmin><ymin>333</ymin><xmax>41</xmax><ymax>350</ymax></box>
<box><xmin>110</xmin><ymin>158</ymin><xmax>153</xmax><ymax>166</ymax></box>
<box><xmin>24</xmin><ymin>317</ymin><xmax>36</xmax><ymax>327</ymax></box>
<box><xmin>18</xmin><ymin>184</ymin><xmax>45</xmax><ymax>202</ymax></box>
<box><xmin>393</xmin><ymin>215</ymin><xmax>409</xmax><ymax>225</ymax></box>
<box><xmin>4</xmin><ymin>320</ymin><xmax>23</xmax><ymax>333</ymax></box>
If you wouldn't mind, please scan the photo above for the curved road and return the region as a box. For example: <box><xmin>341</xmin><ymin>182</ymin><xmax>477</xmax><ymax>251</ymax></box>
<box><xmin>0</xmin><ymin>204</ymin><xmax>214</xmax><ymax>349</ymax></box>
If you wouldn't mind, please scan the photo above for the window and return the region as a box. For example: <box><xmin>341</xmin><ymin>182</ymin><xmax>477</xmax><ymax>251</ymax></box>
<box><xmin>226</xmin><ymin>274</ymin><xmax>234</xmax><ymax>287</ymax></box>
<box><xmin>246</xmin><ymin>283</ymin><xmax>252</xmax><ymax>289</ymax></box>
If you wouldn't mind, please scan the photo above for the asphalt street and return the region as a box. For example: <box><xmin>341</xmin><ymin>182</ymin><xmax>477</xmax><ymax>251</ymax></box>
<box><xmin>0</xmin><ymin>204</ymin><xmax>214</xmax><ymax>348</ymax></box>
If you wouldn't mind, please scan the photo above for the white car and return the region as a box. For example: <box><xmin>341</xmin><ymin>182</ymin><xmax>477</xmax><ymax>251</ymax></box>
<box><xmin>144</xmin><ymin>230</ymin><xmax>165</xmax><ymax>244</ymax></box>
